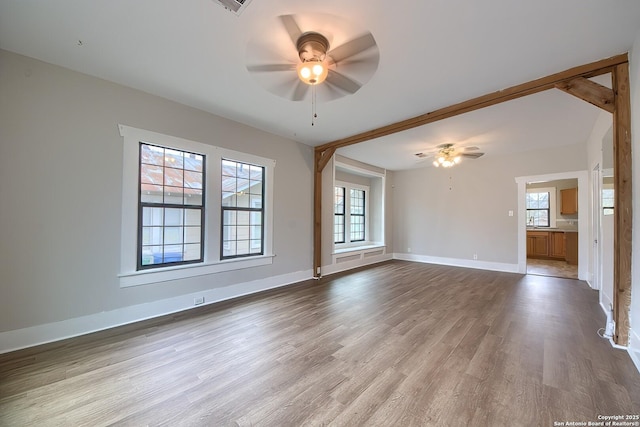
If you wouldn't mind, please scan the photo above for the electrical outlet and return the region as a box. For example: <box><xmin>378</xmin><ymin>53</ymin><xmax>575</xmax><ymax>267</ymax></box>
<box><xmin>194</xmin><ymin>296</ymin><xmax>205</xmax><ymax>306</ymax></box>
<box><xmin>473</xmin><ymin>253</ymin><xmax>478</xmax><ymax>260</ymax></box>
<box><xmin>407</xmin><ymin>247</ymin><xmax>411</xmax><ymax>253</ymax></box>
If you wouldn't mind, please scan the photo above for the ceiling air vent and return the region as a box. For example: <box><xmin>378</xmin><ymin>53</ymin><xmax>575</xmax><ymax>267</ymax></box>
<box><xmin>212</xmin><ymin>0</ymin><xmax>252</xmax><ymax>16</ymax></box>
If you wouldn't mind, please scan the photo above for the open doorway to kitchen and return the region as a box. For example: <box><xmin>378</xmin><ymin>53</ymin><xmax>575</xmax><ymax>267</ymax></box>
<box><xmin>515</xmin><ymin>171</ymin><xmax>589</xmax><ymax>281</ymax></box>
<box><xmin>525</xmin><ymin>179</ymin><xmax>579</xmax><ymax>279</ymax></box>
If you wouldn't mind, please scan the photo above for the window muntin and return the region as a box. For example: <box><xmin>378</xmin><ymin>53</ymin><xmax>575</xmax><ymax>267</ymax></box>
<box><xmin>526</xmin><ymin>191</ymin><xmax>550</xmax><ymax>227</ymax></box>
<box><xmin>138</xmin><ymin>143</ymin><xmax>204</xmax><ymax>269</ymax></box>
<box><xmin>221</xmin><ymin>159</ymin><xmax>264</xmax><ymax>259</ymax></box>
<box><xmin>349</xmin><ymin>188</ymin><xmax>365</xmax><ymax>242</ymax></box>
<box><xmin>334</xmin><ymin>186</ymin><xmax>345</xmax><ymax>243</ymax></box>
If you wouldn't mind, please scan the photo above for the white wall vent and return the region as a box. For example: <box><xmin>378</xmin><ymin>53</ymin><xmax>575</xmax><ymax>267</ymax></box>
<box><xmin>212</xmin><ymin>0</ymin><xmax>252</xmax><ymax>16</ymax></box>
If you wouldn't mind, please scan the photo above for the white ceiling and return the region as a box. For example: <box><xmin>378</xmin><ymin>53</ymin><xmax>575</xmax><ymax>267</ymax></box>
<box><xmin>1</xmin><ymin>0</ymin><xmax>639</xmax><ymax>170</ymax></box>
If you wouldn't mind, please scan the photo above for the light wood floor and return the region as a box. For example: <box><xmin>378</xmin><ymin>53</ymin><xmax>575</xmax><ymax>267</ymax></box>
<box><xmin>527</xmin><ymin>258</ymin><xmax>579</xmax><ymax>279</ymax></box>
<box><xmin>1</xmin><ymin>261</ymin><xmax>639</xmax><ymax>426</ymax></box>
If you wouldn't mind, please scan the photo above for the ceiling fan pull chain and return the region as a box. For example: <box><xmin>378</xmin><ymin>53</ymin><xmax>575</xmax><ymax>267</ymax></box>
<box><xmin>311</xmin><ymin>85</ymin><xmax>317</xmax><ymax>126</ymax></box>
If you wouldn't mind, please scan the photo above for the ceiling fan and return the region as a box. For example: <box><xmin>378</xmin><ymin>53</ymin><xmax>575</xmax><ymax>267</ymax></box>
<box><xmin>246</xmin><ymin>14</ymin><xmax>380</xmax><ymax>102</ymax></box>
<box><xmin>415</xmin><ymin>143</ymin><xmax>485</xmax><ymax>168</ymax></box>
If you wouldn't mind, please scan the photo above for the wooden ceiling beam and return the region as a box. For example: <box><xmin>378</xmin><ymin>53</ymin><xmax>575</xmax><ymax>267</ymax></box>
<box><xmin>315</xmin><ymin>53</ymin><xmax>628</xmax><ymax>155</ymax></box>
<box><xmin>555</xmin><ymin>77</ymin><xmax>614</xmax><ymax>113</ymax></box>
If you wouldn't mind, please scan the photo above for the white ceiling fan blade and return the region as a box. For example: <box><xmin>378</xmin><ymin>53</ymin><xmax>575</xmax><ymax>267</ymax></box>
<box><xmin>291</xmin><ymin>80</ymin><xmax>308</xmax><ymax>101</ymax></box>
<box><xmin>247</xmin><ymin>64</ymin><xmax>296</xmax><ymax>72</ymax></box>
<box><xmin>461</xmin><ymin>152</ymin><xmax>484</xmax><ymax>159</ymax></box>
<box><xmin>326</xmin><ymin>70</ymin><xmax>361</xmax><ymax>94</ymax></box>
<box><xmin>327</xmin><ymin>33</ymin><xmax>376</xmax><ymax>64</ymax></box>
<box><xmin>279</xmin><ymin>15</ymin><xmax>303</xmax><ymax>49</ymax></box>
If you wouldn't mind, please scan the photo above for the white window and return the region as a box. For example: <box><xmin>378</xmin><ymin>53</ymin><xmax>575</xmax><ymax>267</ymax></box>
<box><xmin>525</xmin><ymin>187</ymin><xmax>557</xmax><ymax>228</ymax></box>
<box><xmin>119</xmin><ymin>125</ymin><xmax>275</xmax><ymax>287</ymax></box>
<box><xmin>334</xmin><ymin>181</ymin><xmax>369</xmax><ymax>247</ymax></box>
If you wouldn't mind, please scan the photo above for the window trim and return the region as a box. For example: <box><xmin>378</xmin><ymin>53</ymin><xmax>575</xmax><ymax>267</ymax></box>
<box><xmin>118</xmin><ymin>124</ymin><xmax>275</xmax><ymax>288</ymax></box>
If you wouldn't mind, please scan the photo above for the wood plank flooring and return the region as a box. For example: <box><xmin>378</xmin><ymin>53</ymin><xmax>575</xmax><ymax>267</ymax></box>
<box><xmin>1</xmin><ymin>261</ymin><xmax>639</xmax><ymax>426</ymax></box>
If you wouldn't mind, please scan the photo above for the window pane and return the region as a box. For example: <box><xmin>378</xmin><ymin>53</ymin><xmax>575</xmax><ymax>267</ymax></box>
<box><xmin>250</xmin><ymin>211</ymin><xmax>262</xmax><ymax>225</ymax></box>
<box><xmin>250</xmin><ymin>225</ymin><xmax>261</xmax><ymax>240</ymax></box>
<box><xmin>237</xmin><ymin>240</ymin><xmax>250</xmax><ymax>255</ymax></box>
<box><xmin>250</xmin><ymin>181</ymin><xmax>262</xmax><ymax>195</ymax></box>
<box><xmin>237</xmin><ymin>163</ymin><xmax>250</xmax><ymax>179</ymax></box>
<box><xmin>250</xmin><ymin>195</ymin><xmax>262</xmax><ymax>208</ymax></box>
<box><xmin>237</xmin><ymin>211</ymin><xmax>250</xmax><ymax>225</ymax></box>
<box><xmin>250</xmin><ymin>240</ymin><xmax>262</xmax><ymax>254</ymax></box>
<box><xmin>183</xmin><ymin>153</ymin><xmax>203</xmax><ymax>172</ymax></box>
<box><xmin>142</xmin><ymin>227</ymin><xmax>163</xmax><ymax>246</ymax></box>
<box><xmin>334</xmin><ymin>187</ymin><xmax>345</xmax><ymax>214</ymax></box>
<box><xmin>223</xmin><ymin>241</ymin><xmax>236</xmax><ymax>257</ymax></box>
<box><xmin>163</xmin><ymin>245</ymin><xmax>183</xmax><ymax>263</ymax></box>
<box><xmin>237</xmin><ymin>226</ymin><xmax>250</xmax><ymax>240</ymax></box>
<box><xmin>141</xmin><ymin>184</ymin><xmax>164</xmax><ymax>203</ymax></box>
<box><xmin>164</xmin><ymin>186</ymin><xmax>184</xmax><ymax>205</ymax></box>
<box><xmin>183</xmin><ymin>243</ymin><xmax>201</xmax><ymax>261</ymax></box>
<box><xmin>164</xmin><ymin>168</ymin><xmax>184</xmax><ymax>187</ymax></box>
<box><xmin>538</xmin><ymin>192</ymin><xmax>549</xmax><ymax>208</ymax></box>
<box><xmin>140</xmin><ymin>164</ymin><xmax>163</xmax><ymax>185</ymax></box>
<box><xmin>141</xmin><ymin>245</ymin><xmax>163</xmax><ymax>266</ymax></box>
<box><xmin>140</xmin><ymin>144</ymin><xmax>164</xmax><ymax>166</ymax></box>
<box><xmin>142</xmin><ymin>207</ymin><xmax>163</xmax><ymax>227</ymax></box>
<box><xmin>164</xmin><ymin>227</ymin><xmax>184</xmax><ymax>245</ymax></box>
<box><xmin>184</xmin><ymin>227</ymin><xmax>201</xmax><ymax>244</ymax></box>
<box><xmin>185</xmin><ymin>209</ymin><xmax>201</xmax><ymax>226</ymax></box>
<box><xmin>222</xmin><ymin>192</ymin><xmax>235</xmax><ymax>207</ymax></box>
<box><xmin>184</xmin><ymin>171</ymin><xmax>203</xmax><ymax>190</ymax></box>
<box><xmin>164</xmin><ymin>149</ymin><xmax>184</xmax><ymax>169</ymax></box>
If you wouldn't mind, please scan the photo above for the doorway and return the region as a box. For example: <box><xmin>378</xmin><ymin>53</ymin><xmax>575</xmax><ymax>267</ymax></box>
<box><xmin>515</xmin><ymin>171</ymin><xmax>588</xmax><ymax>281</ymax></box>
<box><xmin>525</xmin><ymin>179</ymin><xmax>579</xmax><ymax>279</ymax></box>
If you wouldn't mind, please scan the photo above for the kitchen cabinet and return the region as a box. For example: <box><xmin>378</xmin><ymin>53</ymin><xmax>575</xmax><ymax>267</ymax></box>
<box><xmin>561</xmin><ymin>188</ymin><xmax>578</xmax><ymax>215</ymax></box>
<box><xmin>549</xmin><ymin>231</ymin><xmax>566</xmax><ymax>259</ymax></box>
<box><xmin>527</xmin><ymin>230</ymin><xmax>575</xmax><ymax>262</ymax></box>
<box><xmin>527</xmin><ymin>231</ymin><xmax>549</xmax><ymax>257</ymax></box>
<box><xmin>565</xmin><ymin>232</ymin><xmax>578</xmax><ymax>265</ymax></box>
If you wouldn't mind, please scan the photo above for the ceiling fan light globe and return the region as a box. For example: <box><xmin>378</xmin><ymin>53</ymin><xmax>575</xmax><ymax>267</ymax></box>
<box><xmin>297</xmin><ymin>60</ymin><xmax>328</xmax><ymax>85</ymax></box>
<box><xmin>454</xmin><ymin>156</ymin><xmax>461</xmax><ymax>163</ymax></box>
<box><xmin>312</xmin><ymin>63</ymin><xmax>324</xmax><ymax>76</ymax></box>
<box><xmin>433</xmin><ymin>161</ymin><xmax>439</xmax><ymax>167</ymax></box>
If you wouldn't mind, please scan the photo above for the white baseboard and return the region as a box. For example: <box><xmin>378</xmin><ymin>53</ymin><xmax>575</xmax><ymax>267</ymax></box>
<box><xmin>393</xmin><ymin>253</ymin><xmax>519</xmax><ymax>274</ymax></box>
<box><xmin>629</xmin><ymin>328</ymin><xmax>640</xmax><ymax>374</ymax></box>
<box><xmin>322</xmin><ymin>253</ymin><xmax>392</xmax><ymax>276</ymax></box>
<box><xmin>0</xmin><ymin>269</ymin><xmax>312</xmax><ymax>354</ymax></box>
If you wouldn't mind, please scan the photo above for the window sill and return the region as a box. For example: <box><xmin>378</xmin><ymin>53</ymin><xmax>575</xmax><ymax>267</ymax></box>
<box><xmin>119</xmin><ymin>254</ymin><xmax>274</xmax><ymax>288</ymax></box>
<box><xmin>333</xmin><ymin>243</ymin><xmax>385</xmax><ymax>255</ymax></box>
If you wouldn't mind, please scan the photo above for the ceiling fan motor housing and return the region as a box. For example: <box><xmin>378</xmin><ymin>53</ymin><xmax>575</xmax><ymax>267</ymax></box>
<box><xmin>297</xmin><ymin>32</ymin><xmax>330</xmax><ymax>62</ymax></box>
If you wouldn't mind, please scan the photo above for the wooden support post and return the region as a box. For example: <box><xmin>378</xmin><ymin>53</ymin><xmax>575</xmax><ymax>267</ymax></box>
<box><xmin>612</xmin><ymin>62</ymin><xmax>632</xmax><ymax>346</ymax></box>
<box><xmin>313</xmin><ymin>147</ymin><xmax>336</xmax><ymax>278</ymax></box>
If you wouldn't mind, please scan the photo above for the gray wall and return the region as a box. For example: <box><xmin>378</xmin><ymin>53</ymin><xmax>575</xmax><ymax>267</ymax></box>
<box><xmin>0</xmin><ymin>49</ymin><xmax>314</xmax><ymax>332</ymax></box>
<box><xmin>392</xmin><ymin>143</ymin><xmax>587</xmax><ymax>264</ymax></box>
